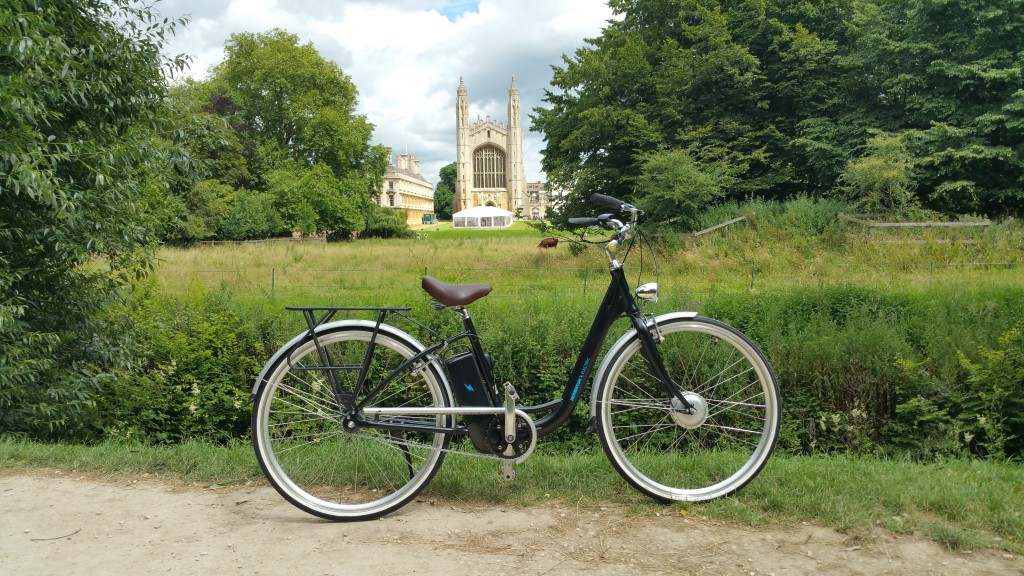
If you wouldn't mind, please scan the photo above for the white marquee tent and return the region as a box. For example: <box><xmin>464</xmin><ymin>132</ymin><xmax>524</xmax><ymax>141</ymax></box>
<box><xmin>452</xmin><ymin>206</ymin><xmax>514</xmax><ymax>229</ymax></box>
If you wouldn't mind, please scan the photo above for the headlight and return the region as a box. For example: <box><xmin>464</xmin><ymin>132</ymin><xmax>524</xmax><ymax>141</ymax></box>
<box><xmin>635</xmin><ymin>283</ymin><xmax>658</xmax><ymax>303</ymax></box>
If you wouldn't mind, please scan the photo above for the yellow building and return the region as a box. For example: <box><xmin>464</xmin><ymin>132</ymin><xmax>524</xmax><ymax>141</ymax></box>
<box><xmin>377</xmin><ymin>152</ymin><xmax>434</xmax><ymax>225</ymax></box>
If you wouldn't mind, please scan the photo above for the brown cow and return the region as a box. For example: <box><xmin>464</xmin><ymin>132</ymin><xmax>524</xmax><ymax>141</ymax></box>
<box><xmin>538</xmin><ymin>237</ymin><xmax>559</xmax><ymax>248</ymax></box>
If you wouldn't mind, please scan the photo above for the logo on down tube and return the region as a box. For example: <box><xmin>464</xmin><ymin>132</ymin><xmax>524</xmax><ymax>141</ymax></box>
<box><xmin>570</xmin><ymin>357</ymin><xmax>590</xmax><ymax>401</ymax></box>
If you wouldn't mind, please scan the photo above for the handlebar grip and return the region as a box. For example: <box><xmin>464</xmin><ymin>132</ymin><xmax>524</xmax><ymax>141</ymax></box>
<box><xmin>567</xmin><ymin>217</ymin><xmax>600</xmax><ymax>228</ymax></box>
<box><xmin>590</xmin><ymin>193</ymin><xmax>625</xmax><ymax>210</ymax></box>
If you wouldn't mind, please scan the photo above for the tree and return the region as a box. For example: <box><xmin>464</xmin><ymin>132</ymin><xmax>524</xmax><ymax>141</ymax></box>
<box><xmin>433</xmin><ymin>162</ymin><xmax>456</xmax><ymax>220</ymax></box>
<box><xmin>216</xmin><ymin>29</ymin><xmax>374</xmax><ymax>180</ymax></box>
<box><xmin>0</xmin><ymin>0</ymin><xmax>188</xmax><ymax>436</ymax></box>
<box><xmin>533</xmin><ymin>0</ymin><xmax>859</xmax><ymax>216</ymax></box>
<box><xmin>846</xmin><ymin>0</ymin><xmax>1024</xmax><ymax>216</ymax></box>
<box><xmin>633</xmin><ymin>148</ymin><xmax>739</xmax><ymax>228</ymax></box>
<box><xmin>533</xmin><ymin>0</ymin><xmax>1024</xmax><ymax>219</ymax></box>
<box><xmin>840</xmin><ymin>131</ymin><xmax>920</xmax><ymax>218</ymax></box>
<box><xmin>169</xmin><ymin>29</ymin><xmax>385</xmax><ymax>239</ymax></box>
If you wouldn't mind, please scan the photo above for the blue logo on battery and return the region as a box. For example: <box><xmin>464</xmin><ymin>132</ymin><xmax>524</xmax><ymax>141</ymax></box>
<box><xmin>464</xmin><ymin>383</ymin><xmax>475</xmax><ymax>392</ymax></box>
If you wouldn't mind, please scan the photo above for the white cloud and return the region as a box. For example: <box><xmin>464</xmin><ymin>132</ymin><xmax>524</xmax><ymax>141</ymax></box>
<box><xmin>157</xmin><ymin>0</ymin><xmax>616</xmax><ymax>184</ymax></box>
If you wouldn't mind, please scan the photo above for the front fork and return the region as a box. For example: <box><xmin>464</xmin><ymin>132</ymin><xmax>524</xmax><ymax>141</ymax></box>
<box><xmin>629</xmin><ymin>313</ymin><xmax>696</xmax><ymax>414</ymax></box>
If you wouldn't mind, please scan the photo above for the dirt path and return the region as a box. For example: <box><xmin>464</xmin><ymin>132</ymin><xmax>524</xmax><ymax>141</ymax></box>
<box><xmin>1</xmin><ymin>472</ymin><xmax>1020</xmax><ymax>576</ymax></box>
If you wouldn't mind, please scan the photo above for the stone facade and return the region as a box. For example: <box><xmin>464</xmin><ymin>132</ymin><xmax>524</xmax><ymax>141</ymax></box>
<box><xmin>454</xmin><ymin>77</ymin><xmax>527</xmax><ymax>214</ymax></box>
<box><xmin>525</xmin><ymin>181</ymin><xmax>556</xmax><ymax>220</ymax></box>
<box><xmin>377</xmin><ymin>152</ymin><xmax>434</xmax><ymax>225</ymax></box>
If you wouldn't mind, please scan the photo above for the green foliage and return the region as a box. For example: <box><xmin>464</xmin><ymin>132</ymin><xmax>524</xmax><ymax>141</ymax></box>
<box><xmin>841</xmin><ymin>131</ymin><xmax>922</xmax><ymax>218</ymax></box>
<box><xmin>266</xmin><ymin>161</ymin><xmax>363</xmax><ymax>237</ymax></box>
<box><xmin>536</xmin><ymin>0</ymin><xmax>1024</xmax><ymax>218</ymax></box>
<box><xmin>434</xmin><ymin>162</ymin><xmax>456</xmax><ymax>220</ymax></box>
<box><xmin>93</xmin><ymin>286</ymin><xmax>280</xmax><ymax>443</ymax></box>
<box><xmin>850</xmin><ymin>0</ymin><xmax>1024</xmax><ymax>216</ymax></box>
<box><xmin>362</xmin><ymin>204</ymin><xmax>415</xmax><ymax>239</ymax></box>
<box><xmin>956</xmin><ymin>320</ymin><xmax>1024</xmax><ymax>461</ymax></box>
<box><xmin>698</xmin><ymin>285</ymin><xmax>1024</xmax><ymax>460</ymax></box>
<box><xmin>219</xmin><ymin>190</ymin><xmax>285</xmax><ymax>241</ymax></box>
<box><xmin>0</xmin><ymin>0</ymin><xmax>188</xmax><ymax>437</ymax></box>
<box><xmin>692</xmin><ymin>195</ymin><xmax>845</xmax><ymax>235</ymax></box>
<box><xmin>165</xmin><ymin>28</ymin><xmax>384</xmax><ymax>241</ymax></box>
<box><xmin>633</xmin><ymin>148</ymin><xmax>738</xmax><ymax>229</ymax></box>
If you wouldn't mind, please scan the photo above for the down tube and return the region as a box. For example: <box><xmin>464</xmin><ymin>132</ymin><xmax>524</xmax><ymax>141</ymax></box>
<box><xmin>533</xmin><ymin>270</ymin><xmax>630</xmax><ymax>437</ymax></box>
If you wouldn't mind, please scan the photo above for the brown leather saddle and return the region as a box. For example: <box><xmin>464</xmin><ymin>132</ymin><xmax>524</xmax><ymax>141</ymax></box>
<box><xmin>421</xmin><ymin>275</ymin><xmax>492</xmax><ymax>307</ymax></box>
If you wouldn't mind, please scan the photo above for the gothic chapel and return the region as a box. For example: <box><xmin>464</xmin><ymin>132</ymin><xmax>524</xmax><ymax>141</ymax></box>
<box><xmin>454</xmin><ymin>77</ymin><xmax>527</xmax><ymax>214</ymax></box>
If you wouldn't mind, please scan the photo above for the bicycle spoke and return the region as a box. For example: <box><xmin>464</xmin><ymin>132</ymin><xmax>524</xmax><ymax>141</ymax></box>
<box><xmin>253</xmin><ymin>326</ymin><xmax>449</xmax><ymax>520</ymax></box>
<box><xmin>597</xmin><ymin>318</ymin><xmax>779</xmax><ymax>502</ymax></box>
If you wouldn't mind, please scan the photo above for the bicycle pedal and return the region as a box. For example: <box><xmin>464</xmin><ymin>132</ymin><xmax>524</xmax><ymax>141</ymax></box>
<box><xmin>499</xmin><ymin>459</ymin><xmax>516</xmax><ymax>481</ymax></box>
<box><xmin>502</xmin><ymin>381</ymin><xmax>519</xmax><ymax>402</ymax></box>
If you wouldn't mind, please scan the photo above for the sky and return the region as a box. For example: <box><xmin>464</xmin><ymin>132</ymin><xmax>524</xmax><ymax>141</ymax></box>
<box><xmin>154</xmin><ymin>0</ymin><xmax>619</xmax><ymax>185</ymax></box>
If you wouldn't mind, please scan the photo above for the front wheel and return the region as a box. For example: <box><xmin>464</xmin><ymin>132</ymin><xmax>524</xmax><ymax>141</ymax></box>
<box><xmin>595</xmin><ymin>316</ymin><xmax>780</xmax><ymax>502</ymax></box>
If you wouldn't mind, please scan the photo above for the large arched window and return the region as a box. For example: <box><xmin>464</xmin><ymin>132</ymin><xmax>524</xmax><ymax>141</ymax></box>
<box><xmin>473</xmin><ymin>146</ymin><xmax>506</xmax><ymax>189</ymax></box>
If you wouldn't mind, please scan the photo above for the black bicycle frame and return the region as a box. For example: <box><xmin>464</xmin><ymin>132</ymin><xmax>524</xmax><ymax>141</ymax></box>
<box><xmin>332</xmin><ymin>265</ymin><xmax>688</xmax><ymax>438</ymax></box>
<box><xmin>530</xmin><ymin>264</ymin><xmax>686</xmax><ymax>437</ymax></box>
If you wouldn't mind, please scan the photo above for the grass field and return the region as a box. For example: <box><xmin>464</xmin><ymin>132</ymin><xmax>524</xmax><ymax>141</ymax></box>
<box><xmin>156</xmin><ymin>215</ymin><xmax>1024</xmax><ymax>306</ymax></box>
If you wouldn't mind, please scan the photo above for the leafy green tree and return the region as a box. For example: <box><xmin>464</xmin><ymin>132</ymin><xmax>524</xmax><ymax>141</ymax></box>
<box><xmin>362</xmin><ymin>204</ymin><xmax>416</xmax><ymax>239</ymax></box>
<box><xmin>168</xmin><ymin>29</ymin><xmax>384</xmax><ymax>239</ymax></box>
<box><xmin>0</xmin><ymin>0</ymin><xmax>187</xmax><ymax>436</ymax></box>
<box><xmin>846</xmin><ymin>0</ymin><xmax>1024</xmax><ymax>215</ymax></box>
<box><xmin>633</xmin><ymin>148</ymin><xmax>740</xmax><ymax>228</ymax></box>
<box><xmin>840</xmin><ymin>131</ymin><xmax>921</xmax><ymax>218</ymax></box>
<box><xmin>216</xmin><ymin>29</ymin><xmax>373</xmax><ymax>179</ymax></box>
<box><xmin>536</xmin><ymin>0</ymin><xmax>1024</xmax><ymax>219</ymax></box>
<box><xmin>434</xmin><ymin>162</ymin><xmax>456</xmax><ymax>220</ymax></box>
<box><xmin>533</xmin><ymin>0</ymin><xmax>858</xmax><ymax>216</ymax></box>
<box><xmin>266</xmin><ymin>162</ymin><xmax>363</xmax><ymax>238</ymax></box>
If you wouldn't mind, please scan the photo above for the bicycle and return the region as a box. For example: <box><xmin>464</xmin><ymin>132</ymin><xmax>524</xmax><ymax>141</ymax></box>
<box><xmin>250</xmin><ymin>193</ymin><xmax>781</xmax><ymax>521</ymax></box>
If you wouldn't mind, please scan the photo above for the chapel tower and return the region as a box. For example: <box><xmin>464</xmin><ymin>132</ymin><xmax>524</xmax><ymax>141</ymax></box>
<box><xmin>454</xmin><ymin>77</ymin><xmax>526</xmax><ymax>214</ymax></box>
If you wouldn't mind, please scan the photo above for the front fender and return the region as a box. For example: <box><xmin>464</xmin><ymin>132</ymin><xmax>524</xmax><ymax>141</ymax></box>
<box><xmin>588</xmin><ymin>311</ymin><xmax>698</xmax><ymax>421</ymax></box>
<box><xmin>249</xmin><ymin>319</ymin><xmax>451</xmax><ymax>402</ymax></box>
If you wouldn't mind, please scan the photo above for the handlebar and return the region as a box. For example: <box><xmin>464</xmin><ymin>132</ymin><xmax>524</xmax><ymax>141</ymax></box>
<box><xmin>567</xmin><ymin>217</ymin><xmax>601</xmax><ymax>228</ymax></box>
<box><xmin>566</xmin><ymin>194</ymin><xmax>643</xmax><ymax>270</ymax></box>
<box><xmin>590</xmin><ymin>193</ymin><xmax>627</xmax><ymax>211</ymax></box>
<box><xmin>566</xmin><ymin>194</ymin><xmax>642</xmax><ymax>232</ymax></box>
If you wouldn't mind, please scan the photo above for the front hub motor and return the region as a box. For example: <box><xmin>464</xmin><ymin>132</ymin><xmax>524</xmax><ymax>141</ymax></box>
<box><xmin>670</xmin><ymin>393</ymin><xmax>708</xmax><ymax>429</ymax></box>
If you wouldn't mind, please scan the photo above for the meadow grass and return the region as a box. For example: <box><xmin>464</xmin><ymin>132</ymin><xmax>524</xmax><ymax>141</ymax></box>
<box><xmin>155</xmin><ymin>216</ymin><xmax>1023</xmax><ymax>306</ymax></box>
<box><xmin>2</xmin><ymin>438</ymin><xmax>1021</xmax><ymax>553</ymax></box>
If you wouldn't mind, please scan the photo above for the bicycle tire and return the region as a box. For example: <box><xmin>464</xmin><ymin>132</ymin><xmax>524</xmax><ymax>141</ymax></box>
<box><xmin>595</xmin><ymin>315</ymin><xmax>780</xmax><ymax>501</ymax></box>
<box><xmin>252</xmin><ymin>323</ymin><xmax>451</xmax><ymax>521</ymax></box>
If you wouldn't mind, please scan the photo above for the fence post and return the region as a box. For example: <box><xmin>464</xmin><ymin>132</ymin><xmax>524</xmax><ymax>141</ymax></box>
<box><xmin>583</xmin><ymin>266</ymin><xmax>588</xmax><ymax>295</ymax></box>
<box><xmin>272</xmin><ymin>267</ymin><xmax>275</xmax><ymax>296</ymax></box>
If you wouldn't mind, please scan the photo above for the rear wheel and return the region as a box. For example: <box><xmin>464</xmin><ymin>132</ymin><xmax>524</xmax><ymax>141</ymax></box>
<box><xmin>252</xmin><ymin>325</ymin><xmax>451</xmax><ymax>520</ymax></box>
<box><xmin>595</xmin><ymin>316</ymin><xmax>780</xmax><ymax>501</ymax></box>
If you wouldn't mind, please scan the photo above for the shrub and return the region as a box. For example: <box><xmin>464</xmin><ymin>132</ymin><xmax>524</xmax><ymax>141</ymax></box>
<box><xmin>955</xmin><ymin>320</ymin><xmax>1024</xmax><ymax>460</ymax></box>
<box><xmin>362</xmin><ymin>204</ymin><xmax>415</xmax><ymax>239</ymax></box>
<box><xmin>93</xmin><ymin>285</ymin><xmax>280</xmax><ymax>443</ymax></box>
<box><xmin>700</xmin><ymin>286</ymin><xmax>1024</xmax><ymax>459</ymax></box>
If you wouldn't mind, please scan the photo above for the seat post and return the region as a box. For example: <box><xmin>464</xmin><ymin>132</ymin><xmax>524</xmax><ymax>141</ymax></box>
<box><xmin>456</xmin><ymin>306</ymin><xmax>476</xmax><ymax>335</ymax></box>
